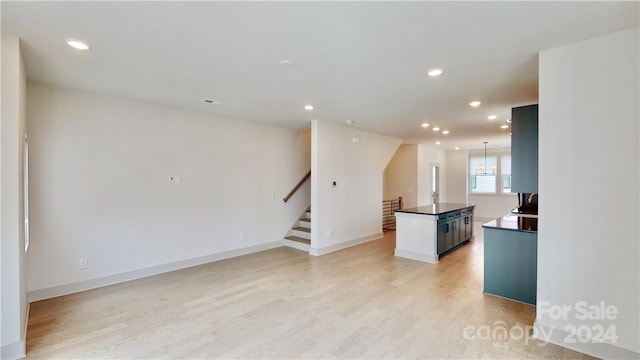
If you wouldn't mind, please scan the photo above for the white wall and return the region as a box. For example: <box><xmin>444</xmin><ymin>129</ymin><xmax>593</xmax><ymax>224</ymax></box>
<box><xmin>311</xmin><ymin>120</ymin><xmax>400</xmax><ymax>255</ymax></box>
<box><xmin>536</xmin><ymin>27</ymin><xmax>639</xmax><ymax>358</ymax></box>
<box><xmin>384</xmin><ymin>144</ymin><xmax>458</xmax><ymax>210</ymax></box>
<box><xmin>26</xmin><ymin>82</ymin><xmax>311</xmax><ymax>299</ymax></box>
<box><xmin>1</xmin><ymin>34</ymin><xmax>28</xmax><ymax>359</ymax></box>
<box><xmin>468</xmin><ymin>194</ymin><xmax>517</xmax><ymax>221</ymax></box>
<box><xmin>444</xmin><ymin>149</ymin><xmax>468</xmax><ymax>204</ymax></box>
<box><xmin>383</xmin><ymin>144</ymin><xmax>418</xmax><ymax>208</ymax></box>
<box><xmin>417</xmin><ymin>144</ymin><xmax>446</xmax><ymax>206</ymax></box>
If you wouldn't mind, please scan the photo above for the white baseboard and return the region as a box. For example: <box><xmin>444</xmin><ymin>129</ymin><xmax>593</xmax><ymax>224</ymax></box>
<box><xmin>533</xmin><ymin>320</ymin><xmax>640</xmax><ymax>359</ymax></box>
<box><xmin>394</xmin><ymin>249</ymin><xmax>438</xmax><ymax>264</ymax></box>
<box><xmin>1</xmin><ymin>301</ymin><xmax>29</xmax><ymax>359</ymax></box>
<box><xmin>1</xmin><ymin>339</ymin><xmax>25</xmax><ymax>360</ymax></box>
<box><xmin>309</xmin><ymin>232</ymin><xmax>383</xmax><ymax>256</ymax></box>
<box><xmin>28</xmin><ymin>240</ymin><xmax>284</xmax><ymax>302</ymax></box>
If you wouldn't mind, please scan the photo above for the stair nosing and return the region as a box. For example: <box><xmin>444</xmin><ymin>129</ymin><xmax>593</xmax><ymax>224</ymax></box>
<box><xmin>285</xmin><ymin>236</ymin><xmax>311</xmax><ymax>245</ymax></box>
<box><xmin>292</xmin><ymin>226</ymin><xmax>311</xmax><ymax>233</ymax></box>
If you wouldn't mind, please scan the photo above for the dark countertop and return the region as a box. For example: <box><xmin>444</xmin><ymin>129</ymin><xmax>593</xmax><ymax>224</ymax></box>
<box><xmin>483</xmin><ymin>214</ymin><xmax>538</xmax><ymax>233</ymax></box>
<box><xmin>395</xmin><ymin>203</ymin><xmax>475</xmax><ymax>216</ymax></box>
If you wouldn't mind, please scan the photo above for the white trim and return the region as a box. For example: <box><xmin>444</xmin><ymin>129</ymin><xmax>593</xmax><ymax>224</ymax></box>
<box><xmin>430</xmin><ymin>161</ymin><xmax>440</xmax><ymax>204</ymax></box>
<box><xmin>0</xmin><ymin>301</ymin><xmax>29</xmax><ymax>359</ymax></box>
<box><xmin>283</xmin><ymin>239</ymin><xmax>311</xmax><ymax>252</ymax></box>
<box><xmin>0</xmin><ymin>340</ymin><xmax>25</xmax><ymax>360</ymax></box>
<box><xmin>533</xmin><ymin>320</ymin><xmax>640</xmax><ymax>360</ymax></box>
<box><xmin>290</xmin><ymin>229</ymin><xmax>311</xmax><ymax>239</ymax></box>
<box><xmin>394</xmin><ymin>249</ymin><xmax>438</xmax><ymax>264</ymax></box>
<box><xmin>309</xmin><ymin>232</ymin><xmax>382</xmax><ymax>256</ymax></box>
<box><xmin>28</xmin><ymin>240</ymin><xmax>284</xmax><ymax>302</ymax></box>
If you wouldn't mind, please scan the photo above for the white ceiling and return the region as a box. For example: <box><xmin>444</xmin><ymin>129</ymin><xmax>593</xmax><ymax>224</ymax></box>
<box><xmin>2</xmin><ymin>1</ymin><xmax>638</xmax><ymax>150</ymax></box>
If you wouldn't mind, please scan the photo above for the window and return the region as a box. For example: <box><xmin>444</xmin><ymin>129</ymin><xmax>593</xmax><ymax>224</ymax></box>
<box><xmin>470</xmin><ymin>156</ymin><xmax>497</xmax><ymax>193</ymax></box>
<box><xmin>501</xmin><ymin>155</ymin><xmax>511</xmax><ymax>193</ymax></box>
<box><xmin>470</xmin><ymin>153</ymin><xmax>512</xmax><ymax>194</ymax></box>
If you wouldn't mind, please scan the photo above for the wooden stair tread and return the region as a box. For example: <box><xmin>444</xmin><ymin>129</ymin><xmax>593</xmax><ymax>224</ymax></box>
<box><xmin>284</xmin><ymin>236</ymin><xmax>311</xmax><ymax>245</ymax></box>
<box><xmin>292</xmin><ymin>226</ymin><xmax>311</xmax><ymax>233</ymax></box>
<box><xmin>299</xmin><ymin>218</ymin><xmax>311</xmax><ymax>222</ymax></box>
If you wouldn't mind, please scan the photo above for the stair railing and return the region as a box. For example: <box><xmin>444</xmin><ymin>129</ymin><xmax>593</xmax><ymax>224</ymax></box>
<box><xmin>382</xmin><ymin>196</ymin><xmax>403</xmax><ymax>231</ymax></box>
<box><xmin>283</xmin><ymin>170</ymin><xmax>311</xmax><ymax>203</ymax></box>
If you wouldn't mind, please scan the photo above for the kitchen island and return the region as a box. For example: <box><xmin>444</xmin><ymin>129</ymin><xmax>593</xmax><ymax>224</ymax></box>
<box><xmin>394</xmin><ymin>203</ymin><xmax>475</xmax><ymax>264</ymax></box>
<box><xmin>483</xmin><ymin>214</ymin><xmax>538</xmax><ymax>305</ymax></box>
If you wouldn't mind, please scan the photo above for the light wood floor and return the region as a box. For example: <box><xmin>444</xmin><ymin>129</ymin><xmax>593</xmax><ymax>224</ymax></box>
<box><xmin>26</xmin><ymin>225</ymin><xmax>595</xmax><ymax>359</ymax></box>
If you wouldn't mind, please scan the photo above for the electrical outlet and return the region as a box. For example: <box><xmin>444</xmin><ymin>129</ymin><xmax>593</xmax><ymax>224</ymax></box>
<box><xmin>79</xmin><ymin>258</ymin><xmax>88</xmax><ymax>270</ymax></box>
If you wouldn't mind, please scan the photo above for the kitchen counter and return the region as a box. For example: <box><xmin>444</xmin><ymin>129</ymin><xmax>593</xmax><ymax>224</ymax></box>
<box><xmin>394</xmin><ymin>204</ymin><xmax>475</xmax><ymax>264</ymax></box>
<box><xmin>396</xmin><ymin>203</ymin><xmax>475</xmax><ymax>216</ymax></box>
<box><xmin>483</xmin><ymin>213</ymin><xmax>538</xmax><ymax>305</ymax></box>
<box><xmin>483</xmin><ymin>214</ymin><xmax>537</xmax><ymax>233</ymax></box>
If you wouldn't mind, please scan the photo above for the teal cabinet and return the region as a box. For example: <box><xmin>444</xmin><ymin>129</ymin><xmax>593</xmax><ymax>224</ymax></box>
<box><xmin>437</xmin><ymin>220</ymin><xmax>448</xmax><ymax>254</ymax></box>
<box><xmin>437</xmin><ymin>206</ymin><xmax>474</xmax><ymax>256</ymax></box>
<box><xmin>451</xmin><ymin>217</ymin><xmax>461</xmax><ymax>247</ymax></box>
<box><xmin>462</xmin><ymin>209</ymin><xmax>473</xmax><ymax>241</ymax></box>
<box><xmin>483</xmin><ymin>228</ymin><xmax>537</xmax><ymax>305</ymax></box>
<box><xmin>511</xmin><ymin>104</ymin><xmax>538</xmax><ymax>193</ymax></box>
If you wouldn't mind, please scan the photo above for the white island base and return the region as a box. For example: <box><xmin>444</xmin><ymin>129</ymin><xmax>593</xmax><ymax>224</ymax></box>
<box><xmin>394</xmin><ymin>212</ymin><xmax>439</xmax><ymax>263</ymax></box>
<box><xmin>394</xmin><ymin>203</ymin><xmax>475</xmax><ymax>264</ymax></box>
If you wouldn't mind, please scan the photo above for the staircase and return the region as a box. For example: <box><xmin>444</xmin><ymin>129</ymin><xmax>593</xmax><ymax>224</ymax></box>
<box><xmin>283</xmin><ymin>206</ymin><xmax>311</xmax><ymax>252</ymax></box>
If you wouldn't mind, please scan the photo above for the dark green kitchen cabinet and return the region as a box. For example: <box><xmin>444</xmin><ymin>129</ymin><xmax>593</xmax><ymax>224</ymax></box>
<box><xmin>462</xmin><ymin>211</ymin><xmax>473</xmax><ymax>241</ymax></box>
<box><xmin>451</xmin><ymin>217</ymin><xmax>461</xmax><ymax>246</ymax></box>
<box><xmin>437</xmin><ymin>219</ymin><xmax>450</xmax><ymax>254</ymax></box>
<box><xmin>436</xmin><ymin>207</ymin><xmax>474</xmax><ymax>256</ymax></box>
<box><xmin>511</xmin><ymin>104</ymin><xmax>538</xmax><ymax>193</ymax></box>
<box><xmin>483</xmin><ymin>227</ymin><xmax>537</xmax><ymax>305</ymax></box>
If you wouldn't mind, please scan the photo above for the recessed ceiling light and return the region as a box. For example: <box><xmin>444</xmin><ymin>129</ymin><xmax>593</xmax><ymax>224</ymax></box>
<box><xmin>427</xmin><ymin>68</ymin><xmax>443</xmax><ymax>77</ymax></box>
<box><xmin>500</xmin><ymin>124</ymin><xmax>509</xmax><ymax>129</ymax></box>
<box><xmin>432</xmin><ymin>127</ymin><xmax>440</xmax><ymax>132</ymax></box>
<box><xmin>279</xmin><ymin>60</ymin><xmax>294</xmax><ymax>68</ymax></box>
<box><xmin>487</xmin><ymin>115</ymin><xmax>497</xmax><ymax>120</ymax></box>
<box><xmin>469</xmin><ymin>101</ymin><xmax>482</xmax><ymax>107</ymax></box>
<box><xmin>421</xmin><ymin>123</ymin><xmax>430</xmax><ymax>128</ymax></box>
<box><xmin>66</xmin><ymin>39</ymin><xmax>90</xmax><ymax>50</ymax></box>
<box><xmin>202</xmin><ymin>99</ymin><xmax>223</xmax><ymax>104</ymax></box>
<box><xmin>346</xmin><ymin>120</ymin><xmax>354</xmax><ymax>124</ymax></box>
<box><xmin>454</xmin><ymin>147</ymin><xmax>460</xmax><ymax>150</ymax></box>
<box><xmin>304</xmin><ymin>105</ymin><xmax>314</xmax><ymax>110</ymax></box>
<box><xmin>435</xmin><ymin>141</ymin><xmax>441</xmax><ymax>145</ymax></box>
<box><xmin>442</xmin><ymin>130</ymin><xmax>450</xmax><ymax>135</ymax></box>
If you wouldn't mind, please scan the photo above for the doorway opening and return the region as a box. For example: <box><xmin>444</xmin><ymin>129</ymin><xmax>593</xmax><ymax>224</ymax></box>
<box><xmin>431</xmin><ymin>162</ymin><xmax>440</xmax><ymax>204</ymax></box>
